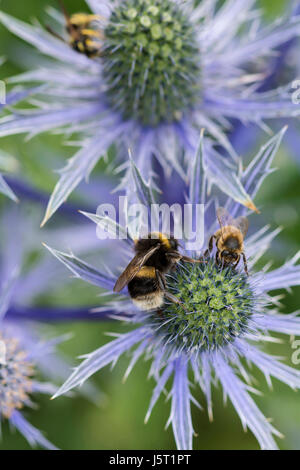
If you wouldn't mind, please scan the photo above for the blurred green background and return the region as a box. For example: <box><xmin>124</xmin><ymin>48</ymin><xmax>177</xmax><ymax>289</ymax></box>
<box><xmin>0</xmin><ymin>0</ymin><xmax>300</xmax><ymax>450</ymax></box>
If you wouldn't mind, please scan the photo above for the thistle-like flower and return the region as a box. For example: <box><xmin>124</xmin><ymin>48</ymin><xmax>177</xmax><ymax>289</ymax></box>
<box><xmin>0</xmin><ymin>204</ymin><xmax>106</xmax><ymax>449</ymax></box>
<box><xmin>0</xmin><ymin>264</ymin><xmax>59</xmax><ymax>449</ymax></box>
<box><xmin>1</xmin><ymin>0</ymin><xmax>300</xmax><ymax>223</ymax></box>
<box><xmin>45</xmin><ymin>129</ymin><xmax>300</xmax><ymax>450</ymax></box>
<box><xmin>0</xmin><ymin>323</ymin><xmax>59</xmax><ymax>449</ymax></box>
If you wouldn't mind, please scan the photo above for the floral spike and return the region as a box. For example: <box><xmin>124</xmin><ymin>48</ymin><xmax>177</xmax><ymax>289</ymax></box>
<box><xmin>188</xmin><ymin>129</ymin><xmax>205</xmax><ymax>206</ymax></box>
<box><xmin>79</xmin><ymin>211</ymin><xmax>132</xmax><ymax>245</ymax></box>
<box><xmin>259</xmin><ymin>252</ymin><xmax>300</xmax><ymax>292</ymax></box>
<box><xmin>86</xmin><ymin>0</ymin><xmax>111</xmax><ymax>16</ymax></box>
<box><xmin>0</xmin><ymin>174</ymin><xmax>18</xmax><ymax>202</ymax></box>
<box><xmin>203</xmin><ymin>141</ymin><xmax>259</xmax><ymax>212</ymax></box>
<box><xmin>0</xmin><ymin>103</ymin><xmax>103</xmax><ymax>139</ymax></box>
<box><xmin>253</xmin><ymin>311</ymin><xmax>300</xmax><ymax>336</ymax></box>
<box><xmin>0</xmin><ymin>269</ymin><xmax>19</xmax><ymax>320</ymax></box>
<box><xmin>226</xmin><ymin>126</ymin><xmax>287</xmax><ymax>217</ymax></box>
<box><xmin>0</xmin><ymin>86</ymin><xmax>47</xmax><ymax>112</ymax></box>
<box><xmin>40</xmin><ymin>129</ymin><xmax>120</xmax><ymax>226</ymax></box>
<box><xmin>223</xmin><ymin>14</ymin><xmax>300</xmax><ymax>64</ymax></box>
<box><xmin>10</xmin><ymin>411</ymin><xmax>58</xmax><ymax>450</ymax></box>
<box><xmin>42</xmin><ymin>243</ymin><xmax>115</xmax><ymax>291</ymax></box>
<box><xmin>213</xmin><ymin>353</ymin><xmax>280</xmax><ymax>450</ymax></box>
<box><xmin>242</xmin><ymin>126</ymin><xmax>288</xmax><ymax>202</ymax></box>
<box><xmin>145</xmin><ymin>362</ymin><xmax>174</xmax><ymax>424</ymax></box>
<box><xmin>170</xmin><ymin>358</ymin><xmax>193</xmax><ymax>450</ymax></box>
<box><xmin>52</xmin><ymin>329</ymin><xmax>149</xmax><ymax>399</ymax></box>
<box><xmin>129</xmin><ymin>154</ymin><xmax>157</xmax><ymax>208</ymax></box>
<box><xmin>1</xmin><ymin>1</ymin><xmax>300</xmax><ymax>222</ymax></box>
<box><xmin>235</xmin><ymin>339</ymin><xmax>300</xmax><ymax>389</ymax></box>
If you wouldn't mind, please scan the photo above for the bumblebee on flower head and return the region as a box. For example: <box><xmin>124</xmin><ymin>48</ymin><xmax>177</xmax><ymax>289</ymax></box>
<box><xmin>113</xmin><ymin>232</ymin><xmax>203</xmax><ymax>311</ymax></box>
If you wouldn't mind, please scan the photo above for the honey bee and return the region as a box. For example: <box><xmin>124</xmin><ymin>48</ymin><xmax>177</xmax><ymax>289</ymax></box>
<box><xmin>113</xmin><ymin>232</ymin><xmax>201</xmax><ymax>311</ymax></box>
<box><xmin>46</xmin><ymin>1</ymin><xmax>104</xmax><ymax>58</ymax></box>
<box><xmin>206</xmin><ymin>207</ymin><xmax>249</xmax><ymax>275</ymax></box>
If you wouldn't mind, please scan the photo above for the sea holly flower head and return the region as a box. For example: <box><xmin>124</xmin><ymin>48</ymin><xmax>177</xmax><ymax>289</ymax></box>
<box><xmin>0</xmin><ymin>208</ymin><xmax>61</xmax><ymax>449</ymax></box>
<box><xmin>45</xmin><ymin>129</ymin><xmax>300</xmax><ymax>450</ymax></box>
<box><xmin>0</xmin><ymin>1</ymin><xmax>300</xmax><ymax>223</ymax></box>
<box><xmin>153</xmin><ymin>260</ymin><xmax>254</xmax><ymax>353</ymax></box>
<box><xmin>0</xmin><ymin>278</ymin><xmax>59</xmax><ymax>449</ymax></box>
<box><xmin>0</xmin><ymin>333</ymin><xmax>34</xmax><ymax>419</ymax></box>
<box><xmin>0</xmin><ymin>204</ymin><xmax>106</xmax><ymax>449</ymax></box>
<box><xmin>103</xmin><ymin>0</ymin><xmax>201</xmax><ymax>126</ymax></box>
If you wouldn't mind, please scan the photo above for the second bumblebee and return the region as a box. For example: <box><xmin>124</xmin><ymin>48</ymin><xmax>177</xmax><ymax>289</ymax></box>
<box><xmin>48</xmin><ymin>1</ymin><xmax>104</xmax><ymax>58</ymax></box>
<box><xmin>206</xmin><ymin>207</ymin><xmax>249</xmax><ymax>275</ymax></box>
<box><xmin>65</xmin><ymin>12</ymin><xmax>103</xmax><ymax>58</ymax></box>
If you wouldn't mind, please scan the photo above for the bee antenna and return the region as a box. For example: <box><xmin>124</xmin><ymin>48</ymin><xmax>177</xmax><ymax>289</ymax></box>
<box><xmin>58</xmin><ymin>0</ymin><xmax>71</xmax><ymax>24</ymax></box>
<box><xmin>45</xmin><ymin>24</ymin><xmax>64</xmax><ymax>42</ymax></box>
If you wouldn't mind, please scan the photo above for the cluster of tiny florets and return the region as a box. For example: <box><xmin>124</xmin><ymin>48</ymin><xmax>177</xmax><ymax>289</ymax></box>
<box><xmin>102</xmin><ymin>0</ymin><xmax>201</xmax><ymax>126</ymax></box>
<box><xmin>0</xmin><ymin>335</ymin><xmax>34</xmax><ymax>418</ymax></box>
<box><xmin>147</xmin><ymin>260</ymin><xmax>254</xmax><ymax>353</ymax></box>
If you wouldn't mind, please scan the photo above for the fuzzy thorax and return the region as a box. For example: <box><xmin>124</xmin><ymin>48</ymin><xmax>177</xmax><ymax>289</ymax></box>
<box><xmin>102</xmin><ymin>0</ymin><xmax>201</xmax><ymax>126</ymax></box>
<box><xmin>0</xmin><ymin>335</ymin><xmax>34</xmax><ymax>418</ymax></box>
<box><xmin>147</xmin><ymin>260</ymin><xmax>255</xmax><ymax>353</ymax></box>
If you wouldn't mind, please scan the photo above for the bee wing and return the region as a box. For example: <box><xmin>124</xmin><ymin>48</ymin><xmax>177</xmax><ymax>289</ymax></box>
<box><xmin>233</xmin><ymin>216</ymin><xmax>249</xmax><ymax>238</ymax></box>
<box><xmin>216</xmin><ymin>207</ymin><xmax>235</xmax><ymax>239</ymax></box>
<box><xmin>113</xmin><ymin>245</ymin><xmax>160</xmax><ymax>293</ymax></box>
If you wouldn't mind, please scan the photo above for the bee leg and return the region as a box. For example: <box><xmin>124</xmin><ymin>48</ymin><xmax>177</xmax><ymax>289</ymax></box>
<box><xmin>156</xmin><ymin>270</ymin><xmax>187</xmax><ymax>312</ymax></box>
<box><xmin>156</xmin><ymin>308</ymin><xmax>164</xmax><ymax>318</ymax></box>
<box><xmin>164</xmin><ymin>291</ymin><xmax>187</xmax><ymax>312</ymax></box>
<box><xmin>165</xmin><ymin>251</ymin><xmax>182</xmax><ymax>271</ymax></box>
<box><xmin>180</xmin><ymin>255</ymin><xmax>207</xmax><ymax>264</ymax></box>
<box><xmin>241</xmin><ymin>252</ymin><xmax>249</xmax><ymax>276</ymax></box>
<box><xmin>166</xmin><ymin>252</ymin><xmax>206</xmax><ymax>264</ymax></box>
<box><xmin>204</xmin><ymin>235</ymin><xmax>215</xmax><ymax>257</ymax></box>
<box><xmin>45</xmin><ymin>25</ymin><xmax>65</xmax><ymax>42</ymax></box>
<box><xmin>166</xmin><ymin>251</ymin><xmax>182</xmax><ymax>263</ymax></box>
<box><xmin>155</xmin><ymin>269</ymin><xmax>166</xmax><ymax>290</ymax></box>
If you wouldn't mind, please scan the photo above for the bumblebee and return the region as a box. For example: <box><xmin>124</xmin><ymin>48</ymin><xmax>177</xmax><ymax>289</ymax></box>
<box><xmin>47</xmin><ymin>1</ymin><xmax>103</xmax><ymax>58</ymax></box>
<box><xmin>113</xmin><ymin>232</ymin><xmax>200</xmax><ymax>311</ymax></box>
<box><xmin>206</xmin><ymin>207</ymin><xmax>249</xmax><ymax>275</ymax></box>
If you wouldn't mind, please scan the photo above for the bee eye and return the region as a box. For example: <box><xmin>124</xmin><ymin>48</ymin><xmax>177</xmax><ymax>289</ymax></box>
<box><xmin>222</xmin><ymin>250</ymin><xmax>229</xmax><ymax>256</ymax></box>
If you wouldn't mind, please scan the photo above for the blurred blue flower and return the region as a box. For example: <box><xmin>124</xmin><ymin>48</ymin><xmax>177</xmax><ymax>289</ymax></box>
<box><xmin>1</xmin><ymin>0</ymin><xmax>300</xmax><ymax>223</ymax></box>
<box><xmin>0</xmin><ymin>323</ymin><xmax>58</xmax><ymax>449</ymax></box>
<box><xmin>0</xmin><ymin>149</ymin><xmax>19</xmax><ymax>201</ymax></box>
<box><xmin>0</xmin><ymin>256</ymin><xmax>59</xmax><ymax>449</ymax></box>
<box><xmin>45</xmin><ymin>128</ymin><xmax>300</xmax><ymax>450</ymax></box>
<box><xmin>0</xmin><ymin>204</ymin><xmax>106</xmax><ymax>448</ymax></box>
